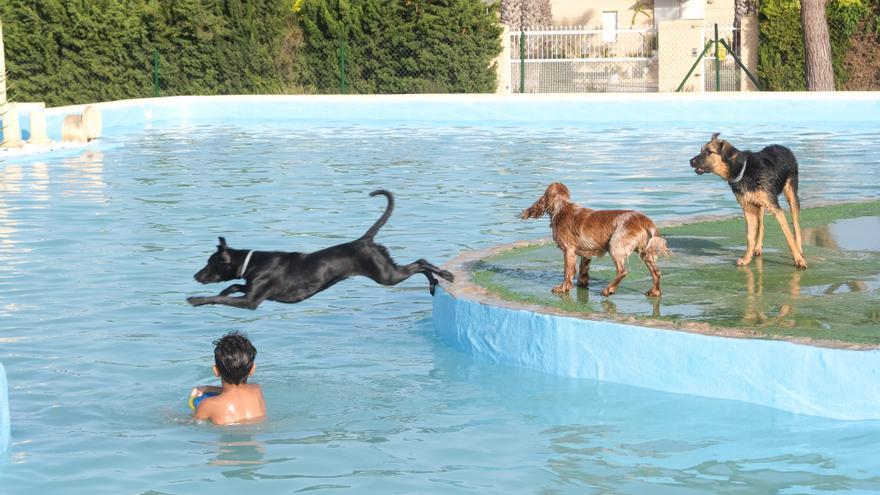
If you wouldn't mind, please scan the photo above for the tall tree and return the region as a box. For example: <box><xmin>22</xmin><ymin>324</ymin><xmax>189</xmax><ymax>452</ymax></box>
<box><xmin>801</xmin><ymin>0</ymin><xmax>835</xmax><ymax>90</ymax></box>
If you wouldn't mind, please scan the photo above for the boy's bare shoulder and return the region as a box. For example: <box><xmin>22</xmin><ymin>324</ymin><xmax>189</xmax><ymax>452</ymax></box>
<box><xmin>194</xmin><ymin>394</ymin><xmax>223</xmax><ymax>420</ymax></box>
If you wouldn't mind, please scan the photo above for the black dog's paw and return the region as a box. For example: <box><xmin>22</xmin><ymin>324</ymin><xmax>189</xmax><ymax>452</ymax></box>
<box><xmin>187</xmin><ymin>296</ymin><xmax>206</xmax><ymax>306</ymax></box>
<box><xmin>440</xmin><ymin>270</ymin><xmax>454</xmax><ymax>282</ymax></box>
<box><xmin>429</xmin><ymin>280</ymin><xmax>438</xmax><ymax>296</ymax></box>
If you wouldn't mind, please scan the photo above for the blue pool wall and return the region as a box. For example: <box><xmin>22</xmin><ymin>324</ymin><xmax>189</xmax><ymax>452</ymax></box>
<box><xmin>432</xmin><ymin>287</ymin><xmax>880</xmax><ymax>421</ymax></box>
<box><xmin>1</xmin><ymin>363</ymin><xmax>9</xmax><ymax>453</ymax></box>
<box><xmin>4</xmin><ymin>93</ymin><xmax>880</xmax><ymax>144</ymax></box>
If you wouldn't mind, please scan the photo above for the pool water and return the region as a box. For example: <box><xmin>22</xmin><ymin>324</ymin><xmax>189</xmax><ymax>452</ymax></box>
<box><xmin>2</xmin><ymin>121</ymin><xmax>880</xmax><ymax>493</ymax></box>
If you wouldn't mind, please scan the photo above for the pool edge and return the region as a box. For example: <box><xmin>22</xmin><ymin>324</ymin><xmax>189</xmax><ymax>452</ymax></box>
<box><xmin>431</xmin><ymin>237</ymin><xmax>880</xmax><ymax>420</ymax></box>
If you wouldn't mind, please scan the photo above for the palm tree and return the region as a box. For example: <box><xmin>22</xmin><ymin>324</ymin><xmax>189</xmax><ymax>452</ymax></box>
<box><xmin>732</xmin><ymin>0</ymin><xmax>757</xmax><ymax>59</ymax></box>
<box><xmin>500</xmin><ymin>0</ymin><xmax>552</xmax><ymax>30</ymax></box>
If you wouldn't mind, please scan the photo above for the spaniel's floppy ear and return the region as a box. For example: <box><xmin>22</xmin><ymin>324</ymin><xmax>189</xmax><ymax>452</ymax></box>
<box><xmin>520</xmin><ymin>193</ymin><xmax>548</xmax><ymax>220</ymax></box>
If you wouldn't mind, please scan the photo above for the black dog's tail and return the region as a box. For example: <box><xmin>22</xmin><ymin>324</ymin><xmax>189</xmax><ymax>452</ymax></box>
<box><xmin>362</xmin><ymin>190</ymin><xmax>394</xmax><ymax>240</ymax></box>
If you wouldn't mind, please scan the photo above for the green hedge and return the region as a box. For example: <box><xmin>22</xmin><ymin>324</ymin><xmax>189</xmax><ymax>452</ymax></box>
<box><xmin>294</xmin><ymin>0</ymin><xmax>502</xmax><ymax>94</ymax></box>
<box><xmin>1</xmin><ymin>0</ymin><xmax>297</xmax><ymax>107</ymax></box>
<box><xmin>1</xmin><ymin>0</ymin><xmax>502</xmax><ymax>106</ymax></box>
<box><xmin>758</xmin><ymin>0</ymin><xmax>868</xmax><ymax>90</ymax></box>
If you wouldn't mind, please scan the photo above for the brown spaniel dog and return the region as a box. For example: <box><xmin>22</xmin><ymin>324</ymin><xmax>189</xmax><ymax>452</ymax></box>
<box><xmin>520</xmin><ymin>182</ymin><xmax>671</xmax><ymax>297</ymax></box>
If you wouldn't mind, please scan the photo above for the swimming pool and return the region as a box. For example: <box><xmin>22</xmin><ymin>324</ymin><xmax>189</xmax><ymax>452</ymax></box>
<box><xmin>2</xmin><ymin>95</ymin><xmax>880</xmax><ymax>493</ymax></box>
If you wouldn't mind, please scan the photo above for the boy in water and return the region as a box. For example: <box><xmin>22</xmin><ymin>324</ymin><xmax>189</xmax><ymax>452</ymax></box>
<box><xmin>191</xmin><ymin>331</ymin><xmax>266</xmax><ymax>425</ymax></box>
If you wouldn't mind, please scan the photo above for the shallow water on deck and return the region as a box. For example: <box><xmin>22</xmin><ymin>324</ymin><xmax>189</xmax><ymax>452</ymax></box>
<box><xmin>1</xmin><ymin>122</ymin><xmax>879</xmax><ymax>493</ymax></box>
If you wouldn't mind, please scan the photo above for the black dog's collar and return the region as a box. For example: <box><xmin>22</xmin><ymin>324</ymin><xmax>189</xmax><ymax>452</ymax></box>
<box><xmin>729</xmin><ymin>156</ymin><xmax>748</xmax><ymax>184</ymax></box>
<box><xmin>239</xmin><ymin>250</ymin><xmax>254</xmax><ymax>278</ymax></box>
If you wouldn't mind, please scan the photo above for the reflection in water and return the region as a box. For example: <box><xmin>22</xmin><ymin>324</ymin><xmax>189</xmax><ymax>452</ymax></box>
<box><xmin>207</xmin><ymin>432</ymin><xmax>266</xmax><ymax>478</ymax></box>
<box><xmin>820</xmin><ymin>216</ymin><xmax>880</xmax><ymax>252</ymax></box>
<box><xmin>804</xmin><ymin>224</ymin><xmax>870</xmax><ymax>293</ymax></box>
<box><xmin>556</xmin><ymin>286</ymin><xmax>662</xmax><ymax>318</ymax></box>
<box><xmin>601</xmin><ymin>297</ymin><xmax>618</xmax><ymax>316</ymax></box>
<box><xmin>1</xmin><ymin>162</ymin><xmax>51</xmax><ymax>256</ymax></box>
<box><xmin>0</xmin><ymin>164</ymin><xmax>23</xmax><ymax>251</ymax></box>
<box><xmin>62</xmin><ymin>150</ymin><xmax>106</xmax><ymax>201</ymax></box>
<box><xmin>742</xmin><ymin>258</ymin><xmax>802</xmax><ymax>328</ymax></box>
<box><xmin>575</xmin><ymin>286</ymin><xmax>589</xmax><ymax>306</ymax></box>
<box><xmin>553</xmin><ymin>286</ymin><xmax>595</xmax><ymax>309</ymax></box>
<box><xmin>29</xmin><ymin>162</ymin><xmax>50</xmax><ymax>201</ymax></box>
<box><xmin>0</xmin><ymin>164</ymin><xmax>24</xmax><ymax>193</ymax></box>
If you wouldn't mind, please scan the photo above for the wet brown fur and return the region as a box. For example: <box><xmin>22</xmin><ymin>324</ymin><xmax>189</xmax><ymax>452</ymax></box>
<box><xmin>520</xmin><ymin>182</ymin><xmax>671</xmax><ymax>297</ymax></box>
<box><xmin>690</xmin><ymin>133</ymin><xmax>807</xmax><ymax>269</ymax></box>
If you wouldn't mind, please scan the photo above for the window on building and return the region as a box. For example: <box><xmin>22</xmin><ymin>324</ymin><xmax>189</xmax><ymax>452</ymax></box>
<box><xmin>602</xmin><ymin>11</ymin><xmax>618</xmax><ymax>42</ymax></box>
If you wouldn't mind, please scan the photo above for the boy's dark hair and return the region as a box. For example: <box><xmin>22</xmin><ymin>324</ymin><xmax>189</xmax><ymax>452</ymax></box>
<box><xmin>213</xmin><ymin>331</ymin><xmax>257</xmax><ymax>385</ymax></box>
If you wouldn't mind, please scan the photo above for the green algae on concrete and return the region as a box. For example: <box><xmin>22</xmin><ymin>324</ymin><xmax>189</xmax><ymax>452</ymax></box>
<box><xmin>472</xmin><ymin>201</ymin><xmax>880</xmax><ymax>346</ymax></box>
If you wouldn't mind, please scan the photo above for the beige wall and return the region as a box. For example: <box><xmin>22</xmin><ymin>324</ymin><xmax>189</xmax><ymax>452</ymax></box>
<box><xmin>495</xmin><ymin>25</ymin><xmax>512</xmax><ymax>94</ymax></box>
<box><xmin>552</xmin><ymin>0</ymin><xmax>653</xmax><ymax>28</ymax></box>
<box><xmin>704</xmin><ymin>0</ymin><xmax>736</xmax><ymax>25</ymax></box>
<box><xmin>658</xmin><ymin>19</ymin><xmax>705</xmax><ymax>92</ymax></box>
<box><xmin>551</xmin><ymin>0</ymin><xmax>735</xmax><ymax>28</ymax></box>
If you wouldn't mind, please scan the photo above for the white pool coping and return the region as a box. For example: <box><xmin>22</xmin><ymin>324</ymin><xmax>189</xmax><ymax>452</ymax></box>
<box><xmin>3</xmin><ymin>92</ymin><xmax>879</xmax><ymax>150</ymax></box>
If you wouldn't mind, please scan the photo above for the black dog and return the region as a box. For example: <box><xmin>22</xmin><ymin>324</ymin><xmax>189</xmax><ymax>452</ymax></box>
<box><xmin>690</xmin><ymin>133</ymin><xmax>806</xmax><ymax>269</ymax></box>
<box><xmin>187</xmin><ymin>190</ymin><xmax>454</xmax><ymax>309</ymax></box>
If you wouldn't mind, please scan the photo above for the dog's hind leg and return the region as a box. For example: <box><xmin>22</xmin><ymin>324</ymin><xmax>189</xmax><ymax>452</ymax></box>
<box><xmin>411</xmin><ymin>259</ymin><xmax>454</xmax><ymax>295</ymax></box>
<box><xmin>576</xmin><ymin>257</ymin><xmax>592</xmax><ymax>287</ymax></box>
<box><xmin>769</xmin><ymin>206</ymin><xmax>808</xmax><ymax>269</ymax></box>
<box><xmin>641</xmin><ymin>252</ymin><xmax>661</xmax><ymax>297</ymax></box>
<box><xmin>601</xmin><ymin>254</ymin><xmax>629</xmax><ymax>297</ymax></box>
<box><xmin>737</xmin><ymin>204</ymin><xmax>761</xmax><ymax>267</ymax></box>
<box><xmin>754</xmin><ymin>206</ymin><xmax>765</xmax><ymax>257</ymax></box>
<box><xmin>368</xmin><ymin>258</ymin><xmax>454</xmax><ymax>295</ymax></box>
<box><xmin>552</xmin><ymin>249</ymin><xmax>577</xmax><ymax>293</ymax></box>
<box><xmin>412</xmin><ymin>259</ymin><xmax>454</xmax><ymax>283</ymax></box>
<box><xmin>783</xmin><ymin>177</ymin><xmax>804</xmax><ymax>255</ymax></box>
<box><xmin>360</xmin><ymin>244</ymin><xmax>453</xmax><ymax>294</ymax></box>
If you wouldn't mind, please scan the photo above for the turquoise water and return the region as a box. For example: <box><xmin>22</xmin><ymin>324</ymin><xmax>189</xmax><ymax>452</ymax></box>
<box><xmin>2</xmin><ymin>121</ymin><xmax>880</xmax><ymax>493</ymax></box>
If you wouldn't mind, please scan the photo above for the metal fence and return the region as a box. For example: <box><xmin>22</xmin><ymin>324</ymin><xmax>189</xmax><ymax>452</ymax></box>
<box><xmin>701</xmin><ymin>25</ymin><xmax>741</xmax><ymax>92</ymax></box>
<box><xmin>510</xmin><ymin>26</ymin><xmax>658</xmax><ymax>93</ymax></box>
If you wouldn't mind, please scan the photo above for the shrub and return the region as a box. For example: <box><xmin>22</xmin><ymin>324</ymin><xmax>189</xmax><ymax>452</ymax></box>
<box><xmin>0</xmin><ymin>0</ymin><xmax>297</xmax><ymax>106</ymax></box>
<box><xmin>295</xmin><ymin>0</ymin><xmax>502</xmax><ymax>94</ymax></box>
<box><xmin>758</xmin><ymin>0</ymin><xmax>868</xmax><ymax>90</ymax></box>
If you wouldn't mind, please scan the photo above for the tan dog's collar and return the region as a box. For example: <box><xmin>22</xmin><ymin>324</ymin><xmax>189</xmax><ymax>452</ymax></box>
<box><xmin>729</xmin><ymin>157</ymin><xmax>748</xmax><ymax>184</ymax></box>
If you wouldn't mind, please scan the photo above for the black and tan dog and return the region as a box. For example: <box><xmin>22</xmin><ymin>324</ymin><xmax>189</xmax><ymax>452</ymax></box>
<box><xmin>187</xmin><ymin>190</ymin><xmax>454</xmax><ymax>310</ymax></box>
<box><xmin>690</xmin><ymin>133</ymin><xmax>807</xmax><ymax>269</ymax></box>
